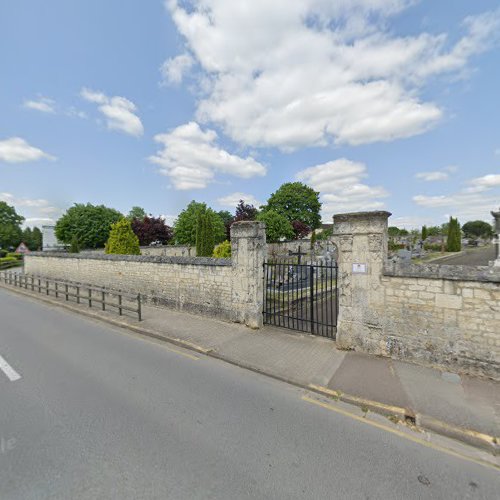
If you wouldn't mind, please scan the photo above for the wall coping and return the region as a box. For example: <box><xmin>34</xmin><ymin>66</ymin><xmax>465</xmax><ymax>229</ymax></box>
<box><xmin>27</xmin><ymin>252</ymin><xmax>231</xmax><ymax>267</ymax></box>
<box><xmin>384</xmin><ymin>261</ymin><xmax>500</xmax><ymax>283</ymax></box>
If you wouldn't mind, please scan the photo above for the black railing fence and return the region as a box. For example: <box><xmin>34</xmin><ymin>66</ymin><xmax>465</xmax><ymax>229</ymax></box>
<box><xmin>0</xmin><ymin>271</ymin><xmax>141</xmax><ymax>321</ymax></box>
<box><xmin>263</xmin><ymin>258</ymin><xmax>338</xmax><ymax>338</ymax></box>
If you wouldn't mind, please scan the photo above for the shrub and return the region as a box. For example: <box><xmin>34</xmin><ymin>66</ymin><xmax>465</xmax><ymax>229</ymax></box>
<box><xmin>105</xmin><ymin>219</ymin><xmax>141</xmax><ymax>255</ymax></box>
<box><xmin>0</xmin><ymin>249</ymin><xmax>7</xmax><ymax>258</ymax></box>
<box><xmin>6</xmin><ymin>252</ymin><xmax>22</xmax><ymax>260</ymax></box>
<box><xmin>69</xmin><ymin>235</ymin><xmax>80</xmax><ymax>253</ymax></box>
<box><xmin>213</xmin><ymin>240</ymin><xmax>231</xmax><ymax>258</ymax></box>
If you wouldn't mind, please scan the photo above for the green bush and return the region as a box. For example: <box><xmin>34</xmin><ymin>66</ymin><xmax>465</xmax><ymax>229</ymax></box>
<box><xmin>6</xmin><ymin>252</ymin><xmax>22</xmax><ymax>260</ymax></box>
<box><xmin>0</xmin><ymin>256</ymin><xmax>17</xmax><ymax>263</ymax></box>
<box><xmin>213</xmin><ymin>240</ymin><xmax>231</xmax><ymax>258</ymax></box>
<box><xmin>0</xmin><ymin>249</ymin><xmax>7</xmax><ymax>258</ymax></box>
<box><xmin>105</xmin><ymin>219</ymin><xmax>141</xmax><ymax>255</ymax></box>
<box><xmin>423</xmin><ymin>243</ymin><xmax>442</xmax><ymax>252</ymax></box>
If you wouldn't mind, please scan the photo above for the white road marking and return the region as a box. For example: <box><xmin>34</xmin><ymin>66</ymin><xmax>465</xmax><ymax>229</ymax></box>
<box><xmin>0</xmin><ymin>354</ymin><xmax>21</xmax><ymax>381</ymax></box>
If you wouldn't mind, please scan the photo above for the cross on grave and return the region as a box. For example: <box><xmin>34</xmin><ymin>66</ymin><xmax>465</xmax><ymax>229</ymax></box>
<box><xmin>288</xmin><ymin>245</ymin><xmax>307</xmax><ymax>265</ymax></box>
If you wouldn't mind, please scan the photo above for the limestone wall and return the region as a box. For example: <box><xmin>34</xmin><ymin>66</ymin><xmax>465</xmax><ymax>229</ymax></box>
<box><xmin>334</xmin><ymin>211</ymin><xmax>500</xmax><ymax>379</ymax></box>
<box><xmin>24</xmin><ymin>221</ymin><xmax>266</xmax><ymax>328</ymax></box>
<box><xmin>139</xmin><ymin>245</ymin><xmax>195</xmax><ymax>257</ymax></box>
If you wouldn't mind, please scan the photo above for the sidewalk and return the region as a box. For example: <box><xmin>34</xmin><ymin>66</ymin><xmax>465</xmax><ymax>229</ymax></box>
<box><xmin>1</xmin><ymin>282</ymin><xmax>499</xmax><ymax>453</ymax></box>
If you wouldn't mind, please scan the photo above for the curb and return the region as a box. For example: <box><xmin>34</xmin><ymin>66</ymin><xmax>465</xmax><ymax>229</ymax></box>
<box><xmin>2</xmin><ymin>282</ymin><xmax>498</xmax><ymax>456</ymax></box>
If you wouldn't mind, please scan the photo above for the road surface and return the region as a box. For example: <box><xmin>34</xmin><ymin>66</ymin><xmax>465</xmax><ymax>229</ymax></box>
<box><xmin>436</xmin><ymin>245</ymin><xmax>496</xmax><ymax>266</ymax></box>
<box><xmin>0</xmin><ymin>287</ymin><xmax>498</xmax><ymax>499</ymax></box>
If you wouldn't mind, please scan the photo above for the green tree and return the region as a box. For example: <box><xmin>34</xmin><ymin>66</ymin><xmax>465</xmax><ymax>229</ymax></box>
<box><xmin>174</xmin><ymin>201</ymin><xmax>225</xmax><ymax>245</ymax></box>
<box><xmin>213</xmin><ymin>240</ymin><xmax>231</xmax><ymax>258</ymax></box>
<box><xmin>105</xmin><ymin>218</ymin><xmax>140</xmax><ymax>255</ymax></box>
<box><xmin>0</xmin><ymin>201</ymin><xmax>24</xmax><ymax>250</ymax></box>
<box><xmin>196</xmin><ymin>213</ymin><xmax>215</xmax><ymax>257</ymax></box>
<box><xmin>55</xmin><ymin>203</ymin><xmax>123</xmax><ymax>249</ymax></box>
<box><xmin>421</xmin><ymin>225</ymin><xmax>428</xmax><ymax>241</ymax></box>
<box><xmin>22</xmin><ymin>227</ymin><xmax>33</xmax><ymax>249</ymax></box>
<box><xmin>462</xmin><ymin>220</ymin><xmax>493</xmax><ymax>239</ymax></box>
<box><xmin>69</xmin><ymin>235</ymin><xmax>80</xmax><ymax>253</ymax></box>
<box><xmin>263</xmin><ymin>182</ymin><xmax>321</xmax><ymax>229</ymax></box>
<box><xmin>128</xmin><ymin>206</ymin><xmax>147</xmax><ymax>220</ymax></box>
<box><xmin>446</xmin><ymin>217</ymin><xmax>462</xmax><ymax>252</ymax></box>
<box><xmin>256</xmin><ymin>210</ymin><xmax>294</xmax><ymax>242</ymax></box>
<box><xmin>32</xmin><ymin>227</ymin><xmax>43</xmax><ymax>250</ymax></box>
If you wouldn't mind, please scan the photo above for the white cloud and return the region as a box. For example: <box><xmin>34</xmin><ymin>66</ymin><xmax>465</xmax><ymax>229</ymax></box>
<box><xmin>160</xmin><ymin>53</ymin><xmax>195</xmax><ymax>85</ymax></box>
<box><xmin>495</xmin><ymin>148</ymin><xmax>500</xmax><ymax>156</ymax></box>
<box><xmin>149</xmin><ymin>121</ymin><xmax>266</xmax><ymax>190</ymax></box>
<box><xmin>80</xmin><ymin>88</ymin><xmax>144</xmax><ymax>137</ymax></box>
<box><xmin>23</xmin><ymin>96</ymin><xmax>56</xmax><ymax>113</ymax></box>
<box><xmin>159</xmin><ymin>214</ymin><xmax>177</xmax><ymax>226</ymax></box>
<box><xmin>415</xmin><ymin>166</ymin><xmax>457</xmax><ymax>181</ymax></box>
<box><xmin>217</xmin><ymin>192</ymin><xmax>261</xmax><ymax>209</ymax></box>
<box><xmin>413</xmin><ymin>172</ymin><xmax>500</xmax><ymax>220</ymax></box>
<box><xmin>0</xmin><ymin>193</ymin><xmax>62</xmax><ymax>227</ymax></box>
<box><xmin>0</xmin><ymin>137</ymin><xmax>56</xmax><ymax>163</ymax></box>
<box><xmin>296</xmin><ymin>158</ymin><xmax>389</xmax><ymax>218</ymax></box>
<box><xmin>166</xmin><ymin>1</ymin><xmax>500</xmax><ymax>149</ymax></box>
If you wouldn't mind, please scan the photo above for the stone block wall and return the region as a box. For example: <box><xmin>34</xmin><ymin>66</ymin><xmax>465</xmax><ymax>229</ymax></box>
<box><xmin>139</xmin><ymin>245</ymin><xmax>195</xmax><ymax>257</ymax></box>
<box><xmin>24</xmin><ymin>221</ymin><xmax>266</xmax><ymax>328</ymax></box>
<box><xmin>333</xmin><ymin>211</ymin><xmax>500</xmax><ymax>379</ymax></box>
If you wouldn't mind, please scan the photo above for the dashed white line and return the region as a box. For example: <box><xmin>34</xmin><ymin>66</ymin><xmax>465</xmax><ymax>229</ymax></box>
<box><xmin>0</xmin><ymin>354</ymin><xmax>21</xmax><ymax>381</ymax></box>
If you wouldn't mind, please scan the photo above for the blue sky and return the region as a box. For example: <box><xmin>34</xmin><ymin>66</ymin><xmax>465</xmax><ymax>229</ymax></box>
<box><xmin>1</xmin><ymin>0</ymin><xmax>499</xmax><ymax>229</ymax></box>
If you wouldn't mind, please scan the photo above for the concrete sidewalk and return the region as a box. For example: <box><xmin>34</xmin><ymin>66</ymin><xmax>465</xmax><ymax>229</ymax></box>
<box><xmin>1</xmin><ymin>281</ymin><xmax>499</xmax><ymax>453</ymax></box>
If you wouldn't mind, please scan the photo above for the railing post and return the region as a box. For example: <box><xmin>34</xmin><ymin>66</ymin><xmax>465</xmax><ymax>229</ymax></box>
<box><xmin>31</xmin><ymin>276</ymin><xmax>34</xmax><ymax>291</ymax></box>
<box><xmin>102</xmin><ymin>290</ymin><xmax>105</xmax><ymax>311</ymax></box>
<box><xmin>137</xmin><ymin>294</ymin><xmax>141</xmax><ymax>321</ymax></box>
<box><xmin>76</xmin><ymin>286</ymin><xmax>80</xmax><ymax>304</ymax></box>
<box><xmin>46</xmin><ymin>280</ymin><xmax>49</xmax><ymax>295</ymax></box>
<box><xmin>55</xmin><ymin>282</ymin><xmax>58</xmax><ymax>298</ymax></box>
<box><xmin>309</xmin><ymin>265</ymin><xmax>315</xmax><ymax>334</ymax></box>
<box><xmin>118</xmin><ymin>293</ymin><xmax>122</xmax><ymax>316</ymax></box>
<box><xmin>65</xmin><ymin>284</ymin><xmax>69</xmax><ymax>301</ymax></box>
<box><xmin>88</xmin><ymin>288</ymin><xmax>92</xmax><ymax>308</ymax></box>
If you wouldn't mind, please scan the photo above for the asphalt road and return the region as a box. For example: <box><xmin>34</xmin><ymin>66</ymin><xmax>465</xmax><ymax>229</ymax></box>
<box><xmin>0</xmin><ymin>287</ymin><xmax>499</xmax><ymax>499</ymax></box>
<box><xmin>436</xmin><ymin>245</ymin><xmax>496</xmax><ymax>266</ymax></box>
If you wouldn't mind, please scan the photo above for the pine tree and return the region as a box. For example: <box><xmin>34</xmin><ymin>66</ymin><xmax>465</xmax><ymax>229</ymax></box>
<box><xmin>105</xmin><ymin>219</ymin><xmax>141</xmax><ymax>255</ymax></box>
<box><xmin>196</xmin><ymin>214</ymin><xmax>215</xmax><ymax>256</ymax></box>
<box><xmin>421</xmin><ymin>225</ymin><xmax>428</xmax><ymax>241</ymax></box>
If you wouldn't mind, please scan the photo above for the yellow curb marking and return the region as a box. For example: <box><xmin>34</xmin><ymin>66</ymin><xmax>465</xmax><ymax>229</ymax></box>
<box><xmin>309</xmin><ymin>384</ymin><xmax>409</xmax><ymax>416</ymax></box>
<box><xmin>301</xmin><ymin>395</ymin><xmax>499</xmax><ymax>471</ymax></box>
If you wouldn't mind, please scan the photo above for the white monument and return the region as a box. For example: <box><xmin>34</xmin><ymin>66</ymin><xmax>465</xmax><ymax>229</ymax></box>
<box><xmin>42</xmin><ymin>225</ymin><xmax>64</xmax><ymax>251</ymax></box>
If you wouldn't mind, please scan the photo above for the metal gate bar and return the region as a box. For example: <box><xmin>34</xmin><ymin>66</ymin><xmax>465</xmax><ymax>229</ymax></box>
<box><xmin>262</xmin><ymin>259</ymin><xmax>338</xmax><ymax>339</ymax></box>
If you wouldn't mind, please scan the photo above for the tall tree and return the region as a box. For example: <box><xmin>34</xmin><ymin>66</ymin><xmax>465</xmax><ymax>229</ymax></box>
<box><xmin>256</xmin><ymin>210</ymin><xmax>294</xmax><ymax>242</ymax></box>
<box><xmin>22</xmin><ymin>227</ymin><xmax>33</xmax><ymax>249</ymax></box>
<box><xmin>263</xmin><ymin>182</ymin><xmax>321</xmax><ymax>229</ymax></box>
<box><xmin>55</xmin><ymin>203</ymin><xmax>123</xmax><ymax>249</ymax></box>
<box><xmin>196</xmin><ymin>213</ymin><xmax>215</xmax><ymax>257</ymax></box>
<box><xmin>174</xmin><ymin>201</ymin><xmax>225</xmax><ymax>245</ymax></box>
<box><xmin>128</xmin><ymin>206</ymin><xmax>147</xmax><ymax>220</ymax></box>
<box><xmin>462</xmin><ymin>220</ymin><xmax>493</xmax><ymax>239</ymax></box>
<box><xmin>291</xmin><ymin>220</ymin><xmax>311</xmax><ymax>240</ymax></box>
<box><xmin>131</xmin><ymin>216</ymin><xmax>173</xmax><ymax>246</ymax></box>
<box><xmin>32</xmin><ymin>227</ymin><xmax>43</xmax><ymax>250</ymax></box>
<box><xmin>446</xmin><ymin>217</ymin><xmax>462</xmax><ymax>252</ymax></box>
<box><xmin>217</xmin><ymin>210</ymin><xmax>234</xmax><ymax>240</ymax></box>
<box><xmin>0</xmin><ymin>201</ymin><xmax>24</xmax><ymax>250</ymax></box>
<box><xmin>234</xmin><ymin>200</ymin><xmax>258</xmax><ymax>222</ymax></box>
<box><xmin>421</xmin><ymin>225</ymin><xmax>428</xmax><ymax>241</ymax></box>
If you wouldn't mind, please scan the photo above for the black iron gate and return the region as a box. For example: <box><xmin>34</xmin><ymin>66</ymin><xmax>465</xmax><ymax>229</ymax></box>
<box><xmin>263</xmin><ymin>259</ymin><xmax>338</xmax><ymax>338</ymax></box>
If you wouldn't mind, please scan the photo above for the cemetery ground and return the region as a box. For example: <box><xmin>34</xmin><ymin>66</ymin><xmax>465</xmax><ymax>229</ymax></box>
<box><xmin>0</xmin><ymin>286</ymin><xmax>499</xmax><ymax>499</ymax></box>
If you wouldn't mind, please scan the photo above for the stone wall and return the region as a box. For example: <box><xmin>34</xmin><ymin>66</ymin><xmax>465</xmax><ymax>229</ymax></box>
<box><xmin>333</xmin><ymin>211</ymin><xmax>500</xmax><ymax>379</ymax></box>
<box><xmin>140</xmin><ymin>245</ymin><xmax>195</xmax><ymax>257</ymax></box>
<box><xmin>24</xmin><ymin>221</ymin><xmax>266</xmax><ymax>328</ymax></box>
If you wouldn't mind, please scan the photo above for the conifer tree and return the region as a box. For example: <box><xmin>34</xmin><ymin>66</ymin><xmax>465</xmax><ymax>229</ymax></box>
<box><xmin>105</xmin><ymin>219</ymin><xmax>140</xmax><ymax>255</ymax></box>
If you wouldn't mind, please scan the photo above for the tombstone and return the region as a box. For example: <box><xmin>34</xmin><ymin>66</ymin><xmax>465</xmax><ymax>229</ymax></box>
<box><xmin>397</xmin><ymin>249</ymin><xmax>412</xmax><ymax>263</ymax></box>
<box><xmin>491</xmin><ymin>208</ymin><xmax>500</xmax><ymax>265</ymax></box>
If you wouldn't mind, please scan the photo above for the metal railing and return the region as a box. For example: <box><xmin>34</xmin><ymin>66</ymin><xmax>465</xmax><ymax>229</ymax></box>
<box><xmin>263</xmin><ymin>258</ymin><xmax>338</xmax><ymax>338</ymax></box>
<box><xmin>0</xmin><ymin>271</ymin><xmax>142</xmax><ymax>321</ymax></box>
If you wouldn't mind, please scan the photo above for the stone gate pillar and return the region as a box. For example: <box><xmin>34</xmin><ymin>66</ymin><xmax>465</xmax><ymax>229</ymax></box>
<box><xmin>230</xmin><ymin>221</ymin><xmax>267</xmax><ymax>328</ymax></box>
<box><xmin>332</xmin><ymin>211</ymin><xmax>391</xmax><ymax>350</ymax></box>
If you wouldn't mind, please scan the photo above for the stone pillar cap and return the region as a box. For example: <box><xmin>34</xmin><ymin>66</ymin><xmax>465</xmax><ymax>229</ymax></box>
<box><xmin>333</xmin><ymin>210</ymin><xmax>392</xmax><ymax>220</ymax></box>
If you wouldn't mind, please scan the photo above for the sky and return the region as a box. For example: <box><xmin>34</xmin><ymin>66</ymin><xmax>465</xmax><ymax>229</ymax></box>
<box><xmin>1</xmin><ymin>0</ymin><xmax>499</xmax><ymax>229</ymax></box>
